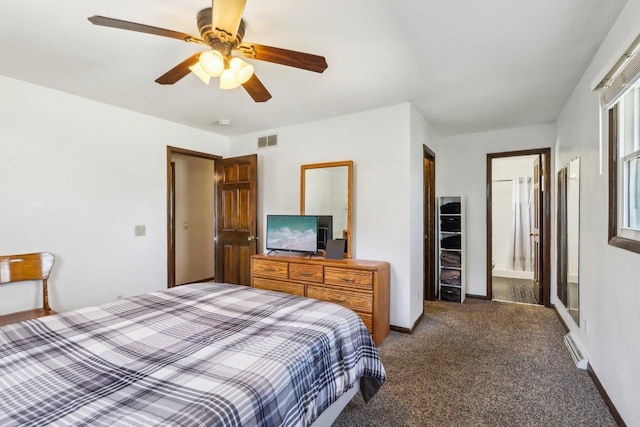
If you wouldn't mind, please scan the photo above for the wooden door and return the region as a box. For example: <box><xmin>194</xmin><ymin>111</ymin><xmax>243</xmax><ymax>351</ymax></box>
<box><xmin>423</xmin><ymin>146</ymin><xmax>437</xmax><ymax>300</ymax></box>
<box><xmin>215</xmin><ymin>154</ymin><xmax>258</xmax><ymax>285</ymax></box>
<box><xmin>532</xmin><ymin>155</ymin><xmax>543</xmax><ymax>304</ymax></box>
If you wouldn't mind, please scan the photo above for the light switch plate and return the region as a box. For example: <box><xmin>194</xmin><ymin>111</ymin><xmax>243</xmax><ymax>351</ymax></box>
<box><xmin>134</xmin><ymin>225</ymin><xmax>146</xmax><ymax>236</ymax></box>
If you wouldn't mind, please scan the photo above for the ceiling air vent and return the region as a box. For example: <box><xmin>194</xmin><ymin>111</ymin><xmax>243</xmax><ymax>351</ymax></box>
<box><xmin>258</xmin><ymin>134</ymin><xmax>278</xmax><ymax>149</ymax></box>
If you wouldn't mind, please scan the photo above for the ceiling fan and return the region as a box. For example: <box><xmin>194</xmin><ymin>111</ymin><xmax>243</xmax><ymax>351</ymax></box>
<box><xmin>88</xmin><ymin>0</ymin><xmax>328</xmax><ymax>102</ymax></box>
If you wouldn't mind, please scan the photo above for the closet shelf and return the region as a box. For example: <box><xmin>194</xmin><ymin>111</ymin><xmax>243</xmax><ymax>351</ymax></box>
<box><xmin>438</xmin><ymin>196</ymin><xmax>465</xmax><ymax>303</ymax></box>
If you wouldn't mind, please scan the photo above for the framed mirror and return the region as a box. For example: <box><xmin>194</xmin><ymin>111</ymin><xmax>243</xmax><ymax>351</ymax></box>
<box><xmin>557</xmin><ymin>157</ymin><xmax>580</xmax><ymax>325</ymax></box>
<box><xmin>301</xmin><ymin>161</ymin><xmax>353</xmax><ymax>258</ymax></box>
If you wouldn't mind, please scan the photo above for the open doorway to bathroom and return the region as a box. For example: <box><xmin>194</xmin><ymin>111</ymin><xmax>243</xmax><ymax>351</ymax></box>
<box><xmin>486</xmin><ymin>149</ymin><xmax>551</xmax><ymax>306</ymax></box>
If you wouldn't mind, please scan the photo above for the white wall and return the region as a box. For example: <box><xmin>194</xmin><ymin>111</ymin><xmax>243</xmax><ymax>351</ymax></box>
<box><xmin>492</xmin><ymin>180</ymin><xmax>513</xmax><ymax>270</ymax></box>
<box><xmin>566</xmin><ymin>160</ymin><xmax>580</xmax><ymax>283</ymax></box>
<box><xmin>228</xmin><ymin>103</ymin><xmax>438</xmax><ymax>329</ymax></box>
<box><xmin>0</xmin><ymin>75</ymin><xmax>228</xmax><ymax>314</ymax></box>
<box><xmin>0</xmin><ymin>77</ymin><xmax>440</xmax><ymax>330</ymax></box>
<box><xmin>410</xmin><ymin>105</ymin><xmax>441</xmax><ymax>323</ymax></box>
<box><xmin>173</xmin><ymin>154</ymin><xmax>215</xmax><ymax>285</ymax></box>
<box><xmin>438</xmin><ymin>124</ymin><xmax>556</xmax><ymax>297</ymax></box>
<box><xmin>304</xmin><ymin>167</ymin><xmax>349</xmax><ymax>238</ymax></box>
<box><xmin>555</xmin><ymin>0</ymin><xmax>640</xmax><ymax>422</ymax></box>
<box><xmin>304</xmin><ymin>169</ymin><xmax>332</xmax><ymax>214</ymax></box>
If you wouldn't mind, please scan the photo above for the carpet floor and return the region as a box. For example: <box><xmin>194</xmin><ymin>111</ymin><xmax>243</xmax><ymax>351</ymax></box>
<box><xmin>332</xmin><ymin>299</ymin><xmax>615</xmax><ymax>427</ymax></box>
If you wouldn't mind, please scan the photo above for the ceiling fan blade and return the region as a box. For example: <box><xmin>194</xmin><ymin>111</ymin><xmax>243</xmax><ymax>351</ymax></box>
<box><xmin>212</xmin><ymin>0</ymin><xmax>246</xmax><ymax>40</ymax></box>
<box><xmin>242</xmin><ymin>74</ymin><xmax>272</xmax><ymax>102</ymax></box>
<box><xmin>88</xmin><ymin>16</ymin><xmax>205</xmax><ymax>44</ymax></box>
<box><xmin>155</xmin><ymin>53</ymin><xmax>201</xmax><ymax>85</ymax></box>
<box><xmin>238</xmin><ymin>43</ymin><xmax>327</xmax><ymax>73</ymax></box>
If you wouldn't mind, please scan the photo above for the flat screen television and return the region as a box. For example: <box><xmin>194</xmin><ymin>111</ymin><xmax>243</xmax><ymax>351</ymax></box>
<box><xmin>266</xmin><ymin>215</ymin><xmax>319</xmax><ymax>254</ymax></box>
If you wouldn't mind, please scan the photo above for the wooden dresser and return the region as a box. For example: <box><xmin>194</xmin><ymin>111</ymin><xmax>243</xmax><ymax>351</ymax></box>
<box><xmin>251</xmin><ymin>254</ymin><xmax>390</xmax><ymax>346</ymax></box>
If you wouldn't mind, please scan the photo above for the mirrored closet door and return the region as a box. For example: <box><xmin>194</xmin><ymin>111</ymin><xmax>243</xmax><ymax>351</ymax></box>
<box><xmin>557</xmin><ymin>158</ymin><xmax>580</xmax><ymax>325</ymax></box>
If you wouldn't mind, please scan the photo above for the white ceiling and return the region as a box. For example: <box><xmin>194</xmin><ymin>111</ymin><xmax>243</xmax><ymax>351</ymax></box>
<box><xmin>0</xmin><ymin>0</ymin><xmax>627</xmax><ymax>137</ymax></box>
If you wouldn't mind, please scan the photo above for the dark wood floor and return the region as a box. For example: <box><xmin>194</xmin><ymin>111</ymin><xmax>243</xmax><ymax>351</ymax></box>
<box><xmin>492</xmin><ymin>276</ymin><xmax>537</xmax><ymax>304</ymax></box>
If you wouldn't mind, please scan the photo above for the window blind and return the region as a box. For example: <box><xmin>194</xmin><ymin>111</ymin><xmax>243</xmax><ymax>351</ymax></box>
<box><xmin>596</xmin><ymin>34</ymin><xmax>640</xmax><ymax>108</ymax></box>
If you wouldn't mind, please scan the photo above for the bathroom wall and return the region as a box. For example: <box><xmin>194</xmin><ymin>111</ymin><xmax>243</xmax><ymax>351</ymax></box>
<box><xmin>491</xmin><ymin>155</ymin><xmax>537</xmax><ymax>279</ymax></box>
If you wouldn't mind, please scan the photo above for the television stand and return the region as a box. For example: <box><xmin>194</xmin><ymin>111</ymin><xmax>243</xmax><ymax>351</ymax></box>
<box><xmin>250</xmin><ymin>254</ymin><xmax>390</xmax><ymax>346</ymax></box>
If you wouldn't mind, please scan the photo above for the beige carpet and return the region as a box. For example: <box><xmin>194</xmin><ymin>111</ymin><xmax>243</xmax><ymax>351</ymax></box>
<box><xmin>332</xmin><ymin>299</ymin><xmax>616</xmax><ymax>427</ymax></box>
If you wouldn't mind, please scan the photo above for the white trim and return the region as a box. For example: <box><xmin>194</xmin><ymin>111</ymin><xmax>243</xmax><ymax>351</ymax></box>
<box><xmin>599</xmin><ymin>103</ymin><xmax>605</xmax><ymax>175</ymax></box>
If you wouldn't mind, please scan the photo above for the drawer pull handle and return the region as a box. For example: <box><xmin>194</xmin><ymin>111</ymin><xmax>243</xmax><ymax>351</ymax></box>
<box><xmin>330</xmin><ymin>297</ymin><xmax>347</xmax><ymax>303</ymax></box>
<box><xmin>340</xmin><ymin>277</ymin><xmax>356</xmax><ymax>283</ymax></box>
<box><xmin>299</xmin><ymin>272</ymin><xmax>313</xmax><ymax>277</ymax></box>
<box><xmin>263</xmin><ymin>268</ymin><xmax>276</xmax><ymax>272</ymax></box>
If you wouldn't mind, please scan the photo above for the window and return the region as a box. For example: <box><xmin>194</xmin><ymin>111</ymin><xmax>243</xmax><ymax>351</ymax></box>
<box><xmin>618</xmin><ymin>84</ymin><xmax>640</xmax><ymax>240</ymax></box>
<box><xmin>600</xmin><ymin>35</ymin><xmax>640</xmax><ymax>252</ymax></box>
<box><xmin>627</xmin><ymin>154</ymin><xmax>640</xmax><ymax>229</ymax></box>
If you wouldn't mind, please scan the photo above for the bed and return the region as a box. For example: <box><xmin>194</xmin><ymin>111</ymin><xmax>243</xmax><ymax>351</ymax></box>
<box><xmin>0</xmin><ymin>282</ymin><xmax>385</xmax><ymax>426</ymax></box>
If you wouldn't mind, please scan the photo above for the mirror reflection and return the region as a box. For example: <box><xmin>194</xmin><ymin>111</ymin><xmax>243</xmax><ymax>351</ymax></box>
<box><xmin>557</xmin><ymin>157</ymin><xmax>580</xmax><ymax>325</ymax></box>
<box><xmin>301</xmin><ymin>161</ymin><xmax>353</xmax><ymax>258</ymax></box>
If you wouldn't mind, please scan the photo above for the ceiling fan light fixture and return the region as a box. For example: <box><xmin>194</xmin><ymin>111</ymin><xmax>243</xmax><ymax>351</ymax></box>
<box><xmin>88</xmin><ymin>2</ymin><xmax>326</xmax><ymax>102</ymax></box>
<box><xmin>188</xmin><ymin>62</ymin><xmax>211</xmax><ymax>85</ymax></box>
<box><xmin>220</xmin><ymin>68</ymin><xmax>241</xmax><ymax>90</ymax></box>
<box><xmin>230</xmin><ymin>57</ymin><xmax>254</xmax><ymax>84</ymax></box>
<box><xmin>212</xmin><ymin>0</ymin><xmax>247</xmax><ymax>40</ymax></box>
<box><xmin>199</xmin><ymin>50</ymin><xmax>225</xmax><ymax>77</ymax></box>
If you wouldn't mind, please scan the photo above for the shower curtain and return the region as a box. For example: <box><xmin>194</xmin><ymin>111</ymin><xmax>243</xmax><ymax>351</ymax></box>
<box><xmin>508</xmin><ymin>177</ymin><xmax>533</xmax><ymax>271</ymax></box>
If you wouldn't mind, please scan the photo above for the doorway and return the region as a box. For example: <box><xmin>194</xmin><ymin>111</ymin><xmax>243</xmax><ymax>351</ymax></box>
<box><xmin>167</xmin><ymin>147</ymin><xmax>259</xmax><ymax>288</ymax></box>
<box><xmin>167</xmin><ymin>147</ymin><xmax>220</xmax><ymax>288</ymax></box>
<box><xmin>486</xmin><ymin>149</ymin><xmax>551</xmax><ymax>306</ymax></box>
<box><xmin>423</xmin><ymin>145</ymin><xmax>437</xmax><ymax>301</ymax></box>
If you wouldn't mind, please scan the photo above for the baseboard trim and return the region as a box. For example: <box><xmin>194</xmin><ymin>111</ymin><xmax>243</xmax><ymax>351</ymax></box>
<box><xmin>553</xmin><ymin>306</ymin><xmax>625</xmax><ymax>426</ymax></box>
<box><xmin>587</xmin><ymin>363</ymin><xmax>627</xmax><ymax>427</ymax></box>
<box><xmin>390</xmin><ymin>312</ymin><xmax>424</xmax><ymax>334</ymax></box>
<box><xmin>553</xmin><ymin>304</ymin><xmax>570</xmax><ymax>332</ymax></box>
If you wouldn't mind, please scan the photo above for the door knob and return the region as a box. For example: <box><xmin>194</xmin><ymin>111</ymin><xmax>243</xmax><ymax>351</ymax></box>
<box><xmin>247</xmin><ymin>235</ymin><xmax>258</xmax><ymax>241</ymax></box>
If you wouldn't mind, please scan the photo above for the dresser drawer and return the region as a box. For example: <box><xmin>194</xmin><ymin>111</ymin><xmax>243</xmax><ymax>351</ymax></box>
<box><xmin>253</xmin><ymin>277</ymin><xmax>305</xmax><ymax>297</ymax></box>
<box><xmin>289</xmin><ymin>263</ymin><xmax>323</xmax><ymax>283</ymax></box>
<box><xmin>251</xmin><ymin>254</ymin><xmax>390</xmax><ymax>346</ymax></box>
<box><xmin>253</xmin><ymin>259</ymin><xmax>288</xmax><ymax>279</ymax></box>
<box><xmin>357</xmin><ymin>312</ymin><xmax>373</xmax><ymax>334</ymax></box>
<box><xmin>307</xmin><ymin>285</ymin><xmax>373</xmax><ymax>313</ymax></box>
<box><xmin>324</xmin><ymin>267</ymin><xmax>373</xmax><ymax>291</ymax></box>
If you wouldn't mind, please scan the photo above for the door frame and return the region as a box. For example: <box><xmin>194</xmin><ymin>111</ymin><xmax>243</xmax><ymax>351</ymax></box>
<box><xmin>486</xmin><ymin>148</ymin><xmax>551</xmax><ymax>307</ymax></box>
<box><xmin>166</xmin><ymin>146</ymin><xmax>222</xmax><ymax>288</ymax></box>
<box><xmin>423</xmin><ymin>145</ymin><xmax>437</xmax><ymax>301</ymax></box>
<box><xmin>557</xmin><ymin>167</ymin><xmax>568</xmax><ymax>306</ymax></box>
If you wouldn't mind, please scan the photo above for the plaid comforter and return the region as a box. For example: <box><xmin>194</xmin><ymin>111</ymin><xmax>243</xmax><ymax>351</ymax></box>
<box><xmin>0</xmin><ymin>283</ymin><xmax>385</xmax><ymax>426</ymax></box>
